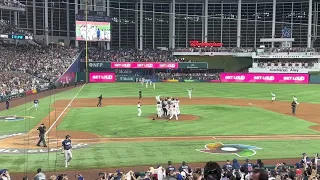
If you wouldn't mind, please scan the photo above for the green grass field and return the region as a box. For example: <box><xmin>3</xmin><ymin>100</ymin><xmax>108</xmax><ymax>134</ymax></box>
<box><xmin>1</xmin><ymin>83</ymin><xmax>320</xmax><ymax>172</ymax></box>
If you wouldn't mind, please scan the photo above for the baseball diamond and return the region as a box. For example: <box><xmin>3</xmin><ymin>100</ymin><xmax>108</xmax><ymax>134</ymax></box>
<box><xmin>1</xmin><ymin>82</ymin><xmax>320</xmax><ymax>180</ymax></box>
<box><xmin>2</xmin><ymin>0</ymin><xmax>320</xmax><ymax>179</ymax></box>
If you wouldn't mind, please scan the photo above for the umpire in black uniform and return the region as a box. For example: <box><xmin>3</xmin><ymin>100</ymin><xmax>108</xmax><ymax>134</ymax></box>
<box><xmin>291</xmin><ymin>100</ymin><xmax>297</xmax><ymax>116</ymax></box>
<box><xmin>36</xmin><ymin>123</ymin><xmax>47</xmax><ymax>147</ymax></box>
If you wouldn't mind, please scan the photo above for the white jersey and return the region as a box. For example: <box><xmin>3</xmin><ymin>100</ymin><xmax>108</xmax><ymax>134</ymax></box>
<box><xmin>188</xmin><ymin>89</ymin><xmax>192</xmax><ymax>95</ymax></box>
<box><xmin>293</xmin><ymin>97</ymin><xmax>298</xmax><ymax>101</ymax></box>
<box><xmin>138</xmin><ymin>104</ymin><xmax>141</xmax><ymax>108</ymax></box>
<box><xmin>271</xmin><ymin>93</ymin><xmax>275</xmax><ymax>97</ymax></box>
<box><xmin>171</xmin><ymin>107</ymin><xmax>177</xmax><ymax>113</ymax></box>
<box><xmin>176</xmin><ymin>100</ymin><xmax>180</xmax><ymax>107</ymax></box>
<box><xmin>157</xmin><ymin>104</ymin><xmax>162</xmax><ymax>109</ymax></box>
<box><xmin>156</xmin><ymin>95</ymin><xmax>161</xmax><ymax>102</ymax></box>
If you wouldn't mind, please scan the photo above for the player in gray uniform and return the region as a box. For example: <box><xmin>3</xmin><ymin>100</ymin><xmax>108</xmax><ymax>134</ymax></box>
<box><xmin>62</xmin><ymin>135</ymin><xmax>72</xmax><ymax>168</ymax></box>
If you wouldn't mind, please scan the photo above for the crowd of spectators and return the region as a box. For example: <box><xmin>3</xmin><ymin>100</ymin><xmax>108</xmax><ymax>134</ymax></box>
<box><xmin>0</xmin><ymin>44</ymin><xmax>78</xmax><ymax>94</ymax></box>
<box><xmin>85</xmin><ymin>48</ymin><xmax>188</xmax><ymax>62</ymax></box>
<box><xmin>7</xmin><ymin>153</ymin><xmax>320</xmax><ymax>180</ymax></box>
<box><xmin>255</xmin><ymin>59</ymin><xmax>318</xmax><ymax>69</ymax></box>
<box><xmin>174</xmin><ymin>47</ymin><xmax>320</xmax><ymax>54</ymax></box>
<box><xmin>0</xmin><ymin>19</ymin><xmax>32</xmax><ymax>36</ymax></box>
<box><xmin>174</xmin><ymin>47</ymin><xmax>255</xmax><ymax>53</ymax></box>
<box><xmin>156</xmin><ymin>70</ymin><xmax>221</xmax><ymax>81</ymax></box>
<box><xmin>0</xmin><ymin>0</ymin><xmax>26</xmax><ymax>8</ymax></box>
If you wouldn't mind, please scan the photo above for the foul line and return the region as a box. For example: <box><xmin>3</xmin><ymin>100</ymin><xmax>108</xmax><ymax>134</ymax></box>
<box><xmin>45</xmin><ymin>83</ymin><xmax>87</xmax><ymax>136</ymax></box>
<box><xmin>24</xmin><ymin>106</ymin><xmax>34</xmax><ymax>111</ymax></box>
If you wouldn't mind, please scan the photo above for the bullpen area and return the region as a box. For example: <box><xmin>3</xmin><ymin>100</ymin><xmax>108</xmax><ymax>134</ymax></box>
<box><xmin>1</xmin><ymin>83</ymin><xmax>320</xmax><ymax>178</ymax></box>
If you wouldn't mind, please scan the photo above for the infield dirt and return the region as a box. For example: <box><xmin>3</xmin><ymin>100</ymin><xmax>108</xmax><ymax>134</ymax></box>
<box><xmin>3</xmin><ymin>92</ymin><xmax>320</xmax><ymax>179</ymax></box>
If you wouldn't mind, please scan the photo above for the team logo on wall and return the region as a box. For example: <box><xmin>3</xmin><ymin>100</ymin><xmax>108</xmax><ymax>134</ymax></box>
<box><xmin>0</xmin><ymin>116</ymin><xmax>34</xmax><ymax>121</ymax></box>
<box><xmin>197</xmin><ymin>142</ymin><xmax>262</xmax><ymax>157</ymax></box>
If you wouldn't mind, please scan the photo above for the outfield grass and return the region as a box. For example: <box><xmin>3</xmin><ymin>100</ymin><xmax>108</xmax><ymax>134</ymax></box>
<box><xmin>58</xmin><ymin>105</ymin><xmax>318</xmax><ymax>137</ymax></box>
<box><xmin>1</xmin><ymin>139</ymin><xmax>319</xmax><ymax>172</ymax></box>
<box><xmin>1</xmin><ymin>83</ymin><xmax>320</xmax><ymax>172</ymax></box>
<box><xmin>77</xmin><ymin>83</ymin><xmax>320</xmax><ymax>103</ymax></box>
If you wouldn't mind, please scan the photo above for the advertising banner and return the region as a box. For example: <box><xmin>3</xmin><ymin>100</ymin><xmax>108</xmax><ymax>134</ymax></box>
<box><xmin>248</xmin><ymin>67</ymin><xmax>309</xmax><ymax>73</ymax></box>
<box><xmin>87</xmin><ymin>62</ymin><xmax>111</xmax><ymax>69</ymax></box>
<box><xmin>116</xmin><ymin>75</ymin><xmax>136</xmax><ymax>82</ymax></box>
<box><xmin>111</xmin><ymin>62</ymin><xmax>178</xmax><ymax>69</ymax></box>
<box><xmin>220</xmin><ymin>73</ymin><xmax>309</xmax><ymax>84</ymax></box>
<box><xmin>89</xmin><ymin>72</ymin><xmax>115</xmax><ymax>83</ymax></box>
<box><xmin>178</xmin><ymin>62</ymin><xmax>208</xmax><ymax>69</ymax></box>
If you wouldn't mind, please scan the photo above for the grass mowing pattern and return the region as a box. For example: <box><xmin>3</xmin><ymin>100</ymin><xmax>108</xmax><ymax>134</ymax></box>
<box><xmin>2</xmin><ymin>139</ymin><xmax>320</xmax><ymax>172</ymax></box>
<box><xmin>58</xmin><ymin>105</ymin><xmax>318</xmax><ymax>137</ymax></box>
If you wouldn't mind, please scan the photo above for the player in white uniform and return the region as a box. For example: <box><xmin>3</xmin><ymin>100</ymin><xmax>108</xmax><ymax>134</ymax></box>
<box><xmin>137</xmin><ymin>102</ymin><xmax>142</xmax><ymax>116</ymax></box>
<box><xmin>176</xmin><ymin>99</ymin><xmax>180</xmax><ymax>115</ymax></box>
<box><xmin>141</xmin><ymin>78</ymin><xmax>145</xmax><ymax>86</ymax></box>
<box><xmin>149</xmin><ymin>80</ymin><xmax>152</xmax><ymax>86</ymax></box>
<box><xmin>153</xmin><ymin>82</ymin><xmax>156</xmax><ymax>89</ymax></box>
<box><xmin>270</xmin><ymin>91</ymin><xmax>276</xmax><ymax>102</ymax></box>
<box><xmin>156</xmin><ymin>102</ymin><xmax>162</xmax><ymax>118</ymax></box>
<box><xmin>293</xmin><ymin>95</ymin><xmax>299</xmax><ymax>105</ymax></box>
<box><xmin>100</xmin><ymin>29</ymin><xmax>104</xmax><ymax>40</ymax></box>
<box><xmin>156</xmin><ymin>95</ymin><xmax>161</xmax><ymax>102</ymax></box>
<box><xmin>168</xmin><ymin>103</ymin><xmax>174</xmax><ymax>117</ymax></box>
<box><xmin>187</xmin><ymin>88</ymin><xmax>193</xmax><ymax>99</ymax></box>
<box><xmin>146</xmin><ymin>80</ymin><xmax>149</xmax><ymax>88</ymax></box>
<box><xmin>169</xmin><ymin>105</ymin><xmax>178</xmax><ymax>120</ymax></box>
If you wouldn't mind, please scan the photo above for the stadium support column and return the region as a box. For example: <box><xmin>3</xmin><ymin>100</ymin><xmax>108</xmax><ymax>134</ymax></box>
<box><xmin>75</xmin><ymin>0</ymin><xmax>78</xmax><ymax>47</ymax></box>
<box><xmin>307</xmin><ymin>0</ymin><xmax>313</xmax><ymax>48</ymax></box>
<box><xmin>66</xmin><ymin>0</ymin><xmax>70</xmax><ymax>43</ymax></box>
<box><xmin>204</xmin><ymin>0</ymin><xmax>208</xmax><ymax>43</ymax></box>
<box><xmin>271</xmin><ymin>0</ymin><xmax>276</xmax><ymax>48</ymax></box>
<box><xmin>169</xmin><ymin>3</ymin><xmax>172</xmax><ymax>49</ymax></box>
<box><xmin>220</xmin><ymin>3</ymin><xmax>223</xmax><ymax>43</ymax></box>
<box><xmin>135</xmin><ymin>3</ymin><xmax>139</xmax><ymax>49</ymax></box>
<box><xmin>45</xmin><ymin>0</ymin><xmax>49</xmax><ymax>46</ymax></box>
<box><xmin>139</xmin><ymin>0</ymin><xmax>143</xmax><ymax>50</ymax></box>
<box><xmin>172</xmin><ymin>0</ymin><xmax>175</xmax><ymax>49</ymax></box>
<box><xmin>236</xmin><ymin>0</ymin><xmax>241</xmax><ymax>48</ymax></box>
<box><xmin>33</xmin><ymin>0</ymin><xmax>36</xmax><ymax>37</ymax></box>
<box><xmin>254</xmin><ymin>3</ymin><xmax>257</xmax><ymax>48</ymax></box>
<box><xmin>152</xmin><ymin>3</ymin><xmax>155</xmax><ymax>49</ymax></box>
<box><xmin>106</xmin><ymin>0</ymin><xmax>110</xmax><ymax>50</ymax></box>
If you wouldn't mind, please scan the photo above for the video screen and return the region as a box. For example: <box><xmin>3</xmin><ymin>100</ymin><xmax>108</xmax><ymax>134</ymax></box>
<box><xmin>76</xmin><ymin>21</ymin><xmax>111</xmax><ymax>41</ymax></box>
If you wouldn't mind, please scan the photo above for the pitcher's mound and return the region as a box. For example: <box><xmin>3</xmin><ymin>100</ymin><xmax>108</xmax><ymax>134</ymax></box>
<box><xmin>148</xmin><ymin>114</ymin><xmax>200</xmax><ymax>121</ymax></box>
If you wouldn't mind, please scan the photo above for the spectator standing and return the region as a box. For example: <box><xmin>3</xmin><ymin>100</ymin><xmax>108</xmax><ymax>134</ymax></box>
<box><xmin>222</xmin><ymin>160</ymin><xmax>233</xmax><ymax>171</ymax></box>
<box><xmin>255</xmin><ymin>159</ymin><xmax>264</xmax><ymax>169</ymax></box>
<box><xmin>232</xmin><ymin>159</ymin><xmax>240</xmax><ymax>170</ymax></box>
<box><xmin>166</xmin><ymin>161</ymin><xmax>176</xmax><ymax>176</ymax></box>
<box><xmin>33</xmin><ymin>168</ymin><xmax>46</xmax><ymax>180</ymax></box>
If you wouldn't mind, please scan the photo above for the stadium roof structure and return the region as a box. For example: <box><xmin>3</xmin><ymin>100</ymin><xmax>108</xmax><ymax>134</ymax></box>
<box><xmin>119</xmin><ymin>0</ymin><xmax>314</xmax><ymax>3</ymax></box>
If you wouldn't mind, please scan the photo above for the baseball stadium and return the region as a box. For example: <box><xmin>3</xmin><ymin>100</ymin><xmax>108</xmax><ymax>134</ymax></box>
<box><xmin>1</xmin><ymin>0</ymin><xmax>320</xmax><ymax>179</ymax></box>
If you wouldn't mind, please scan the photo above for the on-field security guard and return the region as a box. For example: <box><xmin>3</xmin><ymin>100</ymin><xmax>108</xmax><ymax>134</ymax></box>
<box><xmin>36</xmin><ymin>123</ymin><xmax>47</xmax><ymax>147</ymax></box>
<box><xmin>292</xmin><ymin>100</ymin><xmax>297</xmax><ymax>116</ymax></box>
